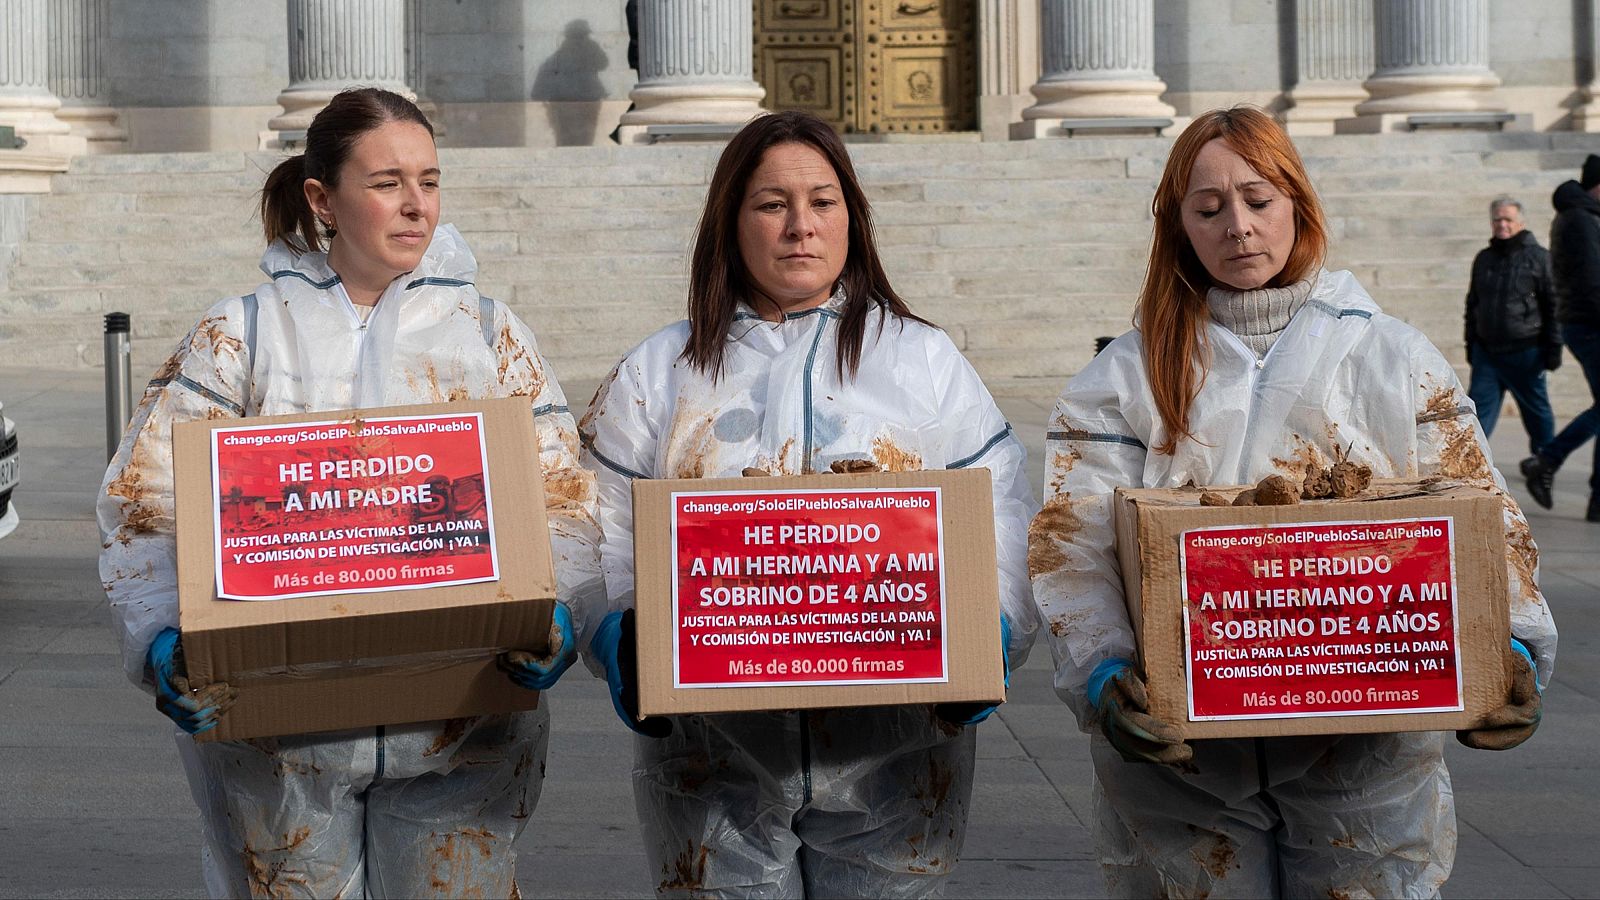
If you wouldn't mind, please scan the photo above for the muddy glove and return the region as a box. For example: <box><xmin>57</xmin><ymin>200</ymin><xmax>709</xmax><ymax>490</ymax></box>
<box><xmin>498</xmin><ymin>602</ymin><xmax>578</xmax><ymax>691</ymax></box>
<box><xmin>935</xmin><ymin>616</ymin><xmax>1010</xmax><ymax>726</ymax></box>
<box><xmin>148</xmin><ymin>627</ymin><xmax>236</xmax><ymax>735</ymax></box>
<box><xmin>591</xmin><ymin>609</ymin><xmax>672</xmax><ymax>738</ymax></box>
<box><xmin>1458</xmin><ymin>639</ymin><xmax>1542</xmax><ymax>751</ymax></box>
<box><xmin>1089</xmin><ymin>657</ymin><xmax>1193</xmax><ymax>766</ymax></box>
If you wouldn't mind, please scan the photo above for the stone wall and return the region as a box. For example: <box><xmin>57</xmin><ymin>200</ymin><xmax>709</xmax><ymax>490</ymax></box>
<box><xmin>1156</xmin><ymin>0</ymin><xmax>1291</xmax><ymax>115</ymax></box>
<box><xmin>96</xmin><ymin>0</ymin><xmax>635</xmax><ymax>151</ymax></box>
<box><xmin>14</xmin><ymin>0</ymin><xmax>1600</xmax><ymax>150</ymax></box>
<box><xmin>1152</xmin><ymin>0</ymin><xmax>1583</xmax><ymax>128</ymax></box>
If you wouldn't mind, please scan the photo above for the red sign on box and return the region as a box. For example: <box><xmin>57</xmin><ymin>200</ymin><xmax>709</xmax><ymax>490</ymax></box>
<box><xmin>670</xmin><ymin>488</ymin><xmax>948</xmax><ymax>688</ymax></box>
<box><xmin>1180</xmin><ymin>517</ymin><xmax>1463</xmax><ymax>720</ymax></box>
<box><xmin>210</xmin><ymin>413</ymin><xmax>500</xmax><ymax>600</ymax></box>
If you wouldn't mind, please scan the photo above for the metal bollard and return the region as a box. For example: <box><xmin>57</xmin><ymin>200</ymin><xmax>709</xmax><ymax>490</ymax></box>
<box><xmin>104</xmin><ymin>312</ymin><xmax>133</xmax><ymax>460</ymax></box>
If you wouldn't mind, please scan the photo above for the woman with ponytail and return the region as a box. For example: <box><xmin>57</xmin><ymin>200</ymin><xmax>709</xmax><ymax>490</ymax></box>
<box><xmin>1029</xmin><ymin>106</ymin><xmax>1557</xmax><ymax>897</ymax></box>
<box><xmin>98</xmin><ymin>87</ymin><xmax>602</xmax><ymax>897</ymax></box>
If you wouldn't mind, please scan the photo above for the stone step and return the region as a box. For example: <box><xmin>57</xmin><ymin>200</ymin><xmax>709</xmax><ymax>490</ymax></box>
<box><xmin>49</xmin><ymin>170</ymin><xmax>272</xmax><ymax>195</ymax></box>
<box><xmin>8</xmin><ymin>259</ymin><xmax>265</xmax><ymax>291</ymax></box>
<box><xmin>960</xmin><ymin>315</ymin><xmax>1134</xmax><ymax>351</ymax></box>
<box><xmin>51</xmin><ymin>133</ymin><xmax>1582</xmax><ymax>179</ymax></box>
<box><xmin>961</xmin><ymin>346</ymin><xmax>1097</xmax><ymax>380</ymax></box>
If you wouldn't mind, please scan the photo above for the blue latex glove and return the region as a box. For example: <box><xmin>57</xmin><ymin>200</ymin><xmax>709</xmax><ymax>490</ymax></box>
<box><xmin>498</xmin><ymin>602</ymin><xmax>579</xmax><ymax>691</ymax></box>
<box><xmin>591</xmin><ymin>609</ymin><xmax>671</xmax><ymax>738</ymax></box>
<box><xmin>1088</xmin><ymin>656</ymin><xmax>1192</xmax><ymax>766</ymax></box>
<box><xmin>1086</xmin><ymin>656</ymin><xmax>1133</xmax><ymax>709</ymax></box>
<box><xmin>148</xmin><ymin>627</ymin><xmax>235</xmax><ymax>735</ymax></box>
<box><xmin>935</xmin><ymin>616</ymin><xmax>1012</xmax><ymax>726</ymax></box>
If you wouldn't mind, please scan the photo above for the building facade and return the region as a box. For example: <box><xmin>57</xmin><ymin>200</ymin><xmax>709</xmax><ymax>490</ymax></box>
<box><xmin>1</xmin><ymin>0</ymin><xmax>1598</xmax><ymax>156</ymax></box>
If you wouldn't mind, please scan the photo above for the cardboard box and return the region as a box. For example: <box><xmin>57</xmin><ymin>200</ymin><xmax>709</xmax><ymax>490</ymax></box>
<box><xmin>1114</xmin><ymin>479</ymin><xmax>1512</xmax><ymax>739</ymax></box>
<box><xmin>633</xmin><ymin>469</ymin><xmax>1006</xmax><ymax>717</ymax></box>
<box><xmin>173</xmin><ymin>398</ymin><xmax>556</xmax><ymax>742</ymax></box>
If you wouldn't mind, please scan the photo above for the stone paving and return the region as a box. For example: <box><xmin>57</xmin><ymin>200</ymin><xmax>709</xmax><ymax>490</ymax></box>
<box><xmin>0</xmin><ymin>366</ymin><xmax>1595</xmax><ymax>898</ymax></box>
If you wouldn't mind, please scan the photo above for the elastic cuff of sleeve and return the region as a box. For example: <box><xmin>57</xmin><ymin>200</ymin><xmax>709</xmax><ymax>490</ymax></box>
<box><xmin>1087</xmin><ymin>656</ymin><xmax>1134</xmax><ymax>710</ymax></box>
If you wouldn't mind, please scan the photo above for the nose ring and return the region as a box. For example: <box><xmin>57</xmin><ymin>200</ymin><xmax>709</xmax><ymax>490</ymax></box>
<box><xmin>1228</xmin><ymin>229</ymin><xmax>1247</xmax><ymax>246</ymax></box>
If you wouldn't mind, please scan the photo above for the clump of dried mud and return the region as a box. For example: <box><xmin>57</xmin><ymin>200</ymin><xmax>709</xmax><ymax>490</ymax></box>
<box><xmin>829</xmin><ymin>458</ymin><xmax>880</xmax><ymax>474</ymax></box>
<box><xmin>1231</xmin><ymin>474</ymin><xmax>1301</xmax><ymax>507</ymax></box>
<box><xmin>1301</xmin><ymin>460</ymin><xmax>1372</xmax><ymax>500</ymax></box>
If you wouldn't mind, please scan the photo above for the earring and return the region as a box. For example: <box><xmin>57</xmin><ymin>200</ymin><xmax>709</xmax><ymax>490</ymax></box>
<box><xmin>319</xmin><ymin>218</ymin><xmax>337</xmax><ymax>238</ymax></box>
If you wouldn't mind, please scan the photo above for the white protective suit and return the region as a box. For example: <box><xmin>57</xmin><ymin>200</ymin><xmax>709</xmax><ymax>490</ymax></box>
<box><xmin>578</xmin><ymin>291</ymin><xmax>1040</xmax><ymax>897</ymax></box>
<box><xmin>98</xmin><ymin>225</ymin><xmax>603</xmax><ymax>898</ymax></box>
<box><xmin>1030</xmin><ymin>269</ymin><xmax>1559</xmax><ymax>899</ymax></box>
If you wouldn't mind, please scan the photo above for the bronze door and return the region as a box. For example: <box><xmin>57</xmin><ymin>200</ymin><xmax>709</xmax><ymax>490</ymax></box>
<box><xmin>754</xmin><ymin>0</ymin><xmax>976</xmax><ymax>134</ymax></box>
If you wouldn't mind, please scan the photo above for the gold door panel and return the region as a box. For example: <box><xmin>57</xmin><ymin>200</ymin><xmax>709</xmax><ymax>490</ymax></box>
<box><xmin>760</xmin><ymin>45</ymin><xmax>851</xmax><ymax>126</ymax></box>
<box><xmin>880</xmin><ymin>0</ymin><xmax>962</xmax><ymax>32</ymax></box>
<box><xmin>755</xmin><ymin>0</ymin><xmax>974</xmax><ymax>134</ymax></box>
<box><xmin>758</xmin><ymin>0</ymin><xmax>845</xmax><ymax>32</ymax></box>
<box><xmin>879</xmin><ymin>47</ymin><xmax>967</xmax><ymax>125</ymax></box>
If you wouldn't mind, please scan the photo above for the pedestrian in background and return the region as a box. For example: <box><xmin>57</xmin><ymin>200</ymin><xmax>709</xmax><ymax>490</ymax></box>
<box><xmin>1523</xmin><ymin>154</ymin><xmax>1600</xmax><ymax>521</ymax></box>
<box><xmin>1464</xmin><ymin>196</ymin><xmax>1558</xmax><ymax>453</ymax></box>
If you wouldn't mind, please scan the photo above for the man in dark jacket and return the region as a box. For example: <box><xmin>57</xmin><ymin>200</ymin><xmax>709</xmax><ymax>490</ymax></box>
<box><xmin>1523</xmin><ymin>154</ymin><xmax>1600</xmax><ymax>521</ymax></box>
<box><xmin>1465</xmin><ymin>197</ymin><xmax>1558</xmax><ymax>453</ymax></box>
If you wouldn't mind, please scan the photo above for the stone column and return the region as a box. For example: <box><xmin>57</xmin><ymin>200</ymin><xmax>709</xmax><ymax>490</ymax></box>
<box><xmin>0</xmin><ymin>0</ymin><xmax>81</xmax><ymax>155</ymax></box>
<box><xmin>403</xmin><ymin>0</ymin><xmax>443</xmax><ymax>134</ymax></box>
<box><xmin>262</xmin><ymin>0</ymin><xmax>414</xmax><ymax>148</ymax></box>
<box><xmin>615</xmin><ymin>0</ymin><xmax>766</xmax><ymax>145</ymax></box>
<box><xmin>47</xmin><ymin>0</ymin><xmax>124</xmax><ymax>152</ymax></box>
<box><xmin>1574</xmin><ymin>2</ymin><xmax>1600</xmax><ymax>132</ymax></box>
<box><xmin>1284</xmin><ymin>0</ymin><xmax>1373</xmax><ymax>135</ymax></box>
<box><xmin>1354</xmin><ymin>0</ymin><xmax>1506</xmax><ymax>127</ymax></box>
<box><xmin>1014</xmin><ymin>0</ymin><xmax>1175</xmax><ymax>139</ymax></box>
<box><xmin>978</xmin><ymin>0</ymin><xmax>1038</xmax><ymax>141</ymax></box>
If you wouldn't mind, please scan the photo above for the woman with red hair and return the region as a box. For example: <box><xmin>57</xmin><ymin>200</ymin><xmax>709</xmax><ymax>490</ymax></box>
<box><xmin>1029</xmin><ymin>106</ymin><xmax>1557</xmax><ymax>896</ymax></box>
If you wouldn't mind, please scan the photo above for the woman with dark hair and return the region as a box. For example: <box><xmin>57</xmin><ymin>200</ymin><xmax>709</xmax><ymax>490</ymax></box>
<box><xmin>98</xmin><ymin>87</ymin><xmax>602</xmax><ymax>897</ymax></box>
<box><xmin>578</xmin><ymin>110</ymin><xmax>1038</xmax><ymax>897</ymax></box>
<box><xmin>1030</xmin><ymin>106</ymin><xmax>1557</xmax><ymax>897</ymax></box>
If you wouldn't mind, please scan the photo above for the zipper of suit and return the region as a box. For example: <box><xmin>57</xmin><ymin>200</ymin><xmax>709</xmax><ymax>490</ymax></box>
<box><xmin>799</xmin><ymin>311</ymin><xmax>832</xmax><ymax>474</ymax></box>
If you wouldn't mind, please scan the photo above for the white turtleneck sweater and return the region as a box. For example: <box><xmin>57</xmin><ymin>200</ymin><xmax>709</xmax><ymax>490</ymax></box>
<box><xmin>1206</xmin><ymin>272</ymin><xmax>1318</xmax><ymax>359</ymax></box>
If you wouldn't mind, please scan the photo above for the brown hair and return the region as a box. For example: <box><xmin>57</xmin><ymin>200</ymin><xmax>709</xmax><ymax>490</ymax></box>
<box><xmin>259</xmin><ymin>87</ymin><xmax>434</xmax><ymax>253</ymax></box>
<box><xmin>1139</xmin><ymin>105</ymin><xmax>1328</xmax><ymax>454</ymax></box>
<box><xmin>682</xmin><ymin>110</ymin><xmax>930</xmax><ymax>380</ymax></box>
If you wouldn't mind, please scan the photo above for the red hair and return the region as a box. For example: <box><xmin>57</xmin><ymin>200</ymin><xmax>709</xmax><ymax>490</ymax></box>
<box><xmin>1138</xmin><ymin>106</ymin><xmax>1327</xmax><ymax>454</ymax></box>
